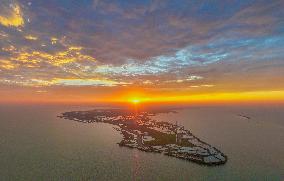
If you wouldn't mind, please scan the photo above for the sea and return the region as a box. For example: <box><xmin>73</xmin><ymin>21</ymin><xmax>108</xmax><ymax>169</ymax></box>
<box><xmin>0</xmin><ymin>104</ymin><xmax>283</xmax><ymax>181</ymax></box>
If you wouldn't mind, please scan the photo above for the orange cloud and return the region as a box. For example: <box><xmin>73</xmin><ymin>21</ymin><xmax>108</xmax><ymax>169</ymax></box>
<box><xmin>0</xmin><ymin>59</ymin><xmax>17</xmax><ymax>70</ymax></box>
<box><xmin>24</xmin><ymin>35</ymin><xmax>38</xmax><ymax>40</ymax></box>
<box><xmin>0</xmin><ymin>3</ymin><xmax>24</xmax><ymax>27</ymax></box>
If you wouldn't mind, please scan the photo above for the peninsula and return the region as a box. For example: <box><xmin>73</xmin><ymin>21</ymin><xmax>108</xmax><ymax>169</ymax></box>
<box><xmin>58</xmin><ymin>108</ymin><xmax>227</xmax><ymax>166</ymax></box>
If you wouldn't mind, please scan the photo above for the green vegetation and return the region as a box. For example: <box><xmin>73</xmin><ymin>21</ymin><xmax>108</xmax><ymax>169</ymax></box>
<box><xmin>144</xmin><ymin>133</ymin><xmax>176</xmax><ymax>146</ymax></box>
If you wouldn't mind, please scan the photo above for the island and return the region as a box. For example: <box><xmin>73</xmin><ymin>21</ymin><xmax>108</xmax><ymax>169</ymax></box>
<box><xmin>58</xmin><ymin>108</ymin><xmax>227</xmax><ymax>166</ymax></box>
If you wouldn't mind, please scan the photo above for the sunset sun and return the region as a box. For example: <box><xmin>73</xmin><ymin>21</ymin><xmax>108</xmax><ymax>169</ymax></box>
<box><xmin>130</xmin><ymin>99</ymin><xmax>141</xmax><ymax>104</ymax></box>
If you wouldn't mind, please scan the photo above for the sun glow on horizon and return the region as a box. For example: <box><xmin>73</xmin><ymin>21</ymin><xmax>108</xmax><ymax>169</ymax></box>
<box><xmin>130</xmin><ymin>99</ymin><xmax>141</xmax><ymax>104</ymax></box>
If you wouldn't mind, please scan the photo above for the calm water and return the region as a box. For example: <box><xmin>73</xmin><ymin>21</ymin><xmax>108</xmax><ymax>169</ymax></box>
<box><xmin>0</xmin><ymin>104</ymin><xmax>283</xmax><ymax>180</ymax></box>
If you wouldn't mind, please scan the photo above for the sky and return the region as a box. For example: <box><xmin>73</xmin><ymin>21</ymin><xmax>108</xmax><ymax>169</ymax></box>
<box><xmin>0</xmin><ymin>0</ymin><xmax>284</xmax><ymax>104</ymax></box>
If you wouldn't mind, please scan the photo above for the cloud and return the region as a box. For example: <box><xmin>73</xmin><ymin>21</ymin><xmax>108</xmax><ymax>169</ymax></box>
<box><xmin>0</xmin><ymin>0</ymin><xmax>283</xmax><ymax>95</ymax></box>
<box><xmin>0</xmin><ymin>77</ymin><xmax>131</xmax><ymax>87</ymax></box>
<box><xmin>54</xmin><ymin>78</ymin><xmax>131</xmax><ymax>86</ymax></box>
<box><xmin>24</xmin><ymin>34</ymin><xmax>37</xmax><ymax>40</ymax></box>
<box><xmin>0</xmin><ymin>2</ymin><xmax>24</xmax><ymax>27</ymax></box>
<box><xmin>0</xmin><ymin>59</ymin><xmax>17</xmax><ymax>70</ymax></box>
